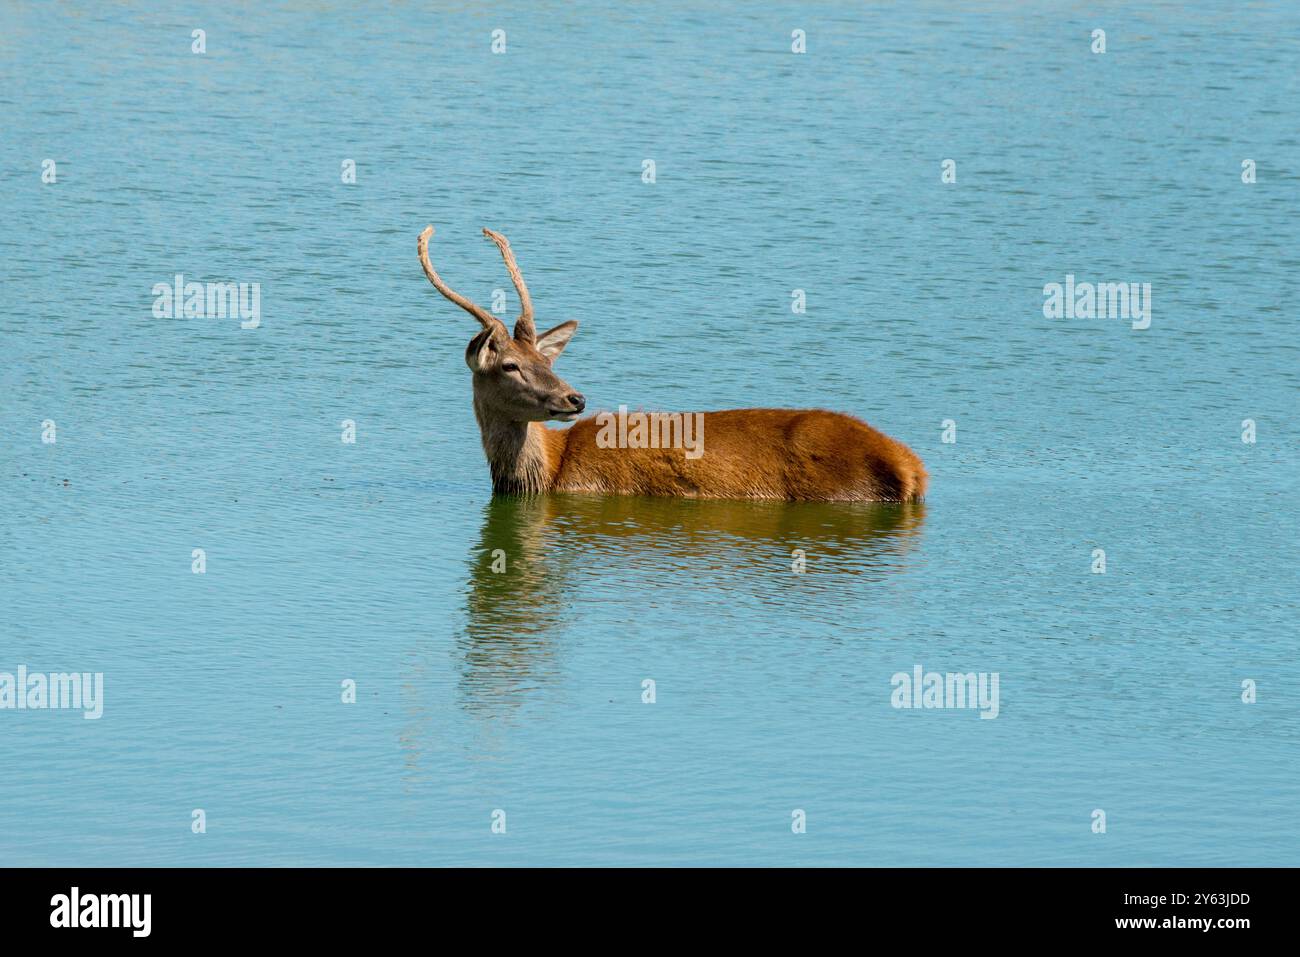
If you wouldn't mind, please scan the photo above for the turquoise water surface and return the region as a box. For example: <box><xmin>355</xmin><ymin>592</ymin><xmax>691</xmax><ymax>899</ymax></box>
<box><xmin>2</xmin><ymin>2</ymin><xmax>1297</xmax><ymax>866</ymax></box>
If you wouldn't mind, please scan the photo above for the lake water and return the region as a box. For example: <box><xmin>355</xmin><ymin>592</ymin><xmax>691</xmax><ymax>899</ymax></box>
<box><xmin>1</xmin><ymin>2</ymin><xmax>1297</xmax><ymax>866</ymax></box>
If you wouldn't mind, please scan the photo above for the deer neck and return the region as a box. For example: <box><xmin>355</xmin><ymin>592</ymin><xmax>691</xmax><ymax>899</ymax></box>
<box><xmin>474</xmin><ymin>401</ymin><xmax>563</xmax><ymax>495</ymax></box>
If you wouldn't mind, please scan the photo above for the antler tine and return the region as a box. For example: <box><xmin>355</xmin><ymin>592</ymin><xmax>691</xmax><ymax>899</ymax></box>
<box><xmin>417</xmin><ymin>226</ymin><xmax>499</xmax><ymax>331</ymax></box>
<box><xmin>482</xmin><ymin>228</ymin><xmax>536</xmax><ymax>344</ymax></box>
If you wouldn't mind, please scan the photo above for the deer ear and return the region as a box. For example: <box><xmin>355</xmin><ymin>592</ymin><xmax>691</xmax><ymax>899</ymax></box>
<box><xmin>535</xmin><ymin>320</ymin><xmax>578</xmax><ymax>362</ymax></box>
<box><xmin>466</xmin><ymin>325</ymin><xmax>507</xmax><ymax>371</ymax></box>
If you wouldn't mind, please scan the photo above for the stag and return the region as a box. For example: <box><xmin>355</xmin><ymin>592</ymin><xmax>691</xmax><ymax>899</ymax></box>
<box><xmin>417</xmin><ymin>225</ymin><xmax>927</xmax><ymax>501</ymax></box>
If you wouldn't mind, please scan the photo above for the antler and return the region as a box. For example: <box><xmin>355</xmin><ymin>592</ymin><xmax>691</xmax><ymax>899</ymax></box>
<box><xmin>482</xmin><ymin>228</ymin><xmax>535</xmax><ymax>344</ymax></box>
<box><xmin>417</xmin><ymin>226</ymin><xmax>499</xmax><ymax>331</ymax></box>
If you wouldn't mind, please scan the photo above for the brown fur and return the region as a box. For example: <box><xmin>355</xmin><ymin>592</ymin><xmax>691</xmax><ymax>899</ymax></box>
<box><xmin>536</xmin><ymin>410</ymin><xmax>926</xmax><ymax>502</ymax></box>
<box><xmin>418</xmin><ymin>225</ymin><xmax>928</xmax><ymax>503</ymax></box>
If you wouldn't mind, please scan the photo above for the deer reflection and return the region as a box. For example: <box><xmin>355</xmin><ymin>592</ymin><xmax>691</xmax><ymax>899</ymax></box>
<box><xmin>456</xmin><ymin>494</ymin><xmax>926</xmax><ymax>715</ymax></box>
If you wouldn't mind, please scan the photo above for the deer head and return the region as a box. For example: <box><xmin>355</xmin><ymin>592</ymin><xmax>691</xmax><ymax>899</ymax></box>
<box><xmin>418</xmin><ymin>225</ymin><xmax>585</xmax><ymax>422</ymax></box>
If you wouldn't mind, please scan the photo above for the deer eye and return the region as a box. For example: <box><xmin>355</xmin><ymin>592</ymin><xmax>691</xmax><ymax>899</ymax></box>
<box><xmin>500</xmin><ymin>361</ymin><xmax>520</xmax><ymax>373</ymax></box>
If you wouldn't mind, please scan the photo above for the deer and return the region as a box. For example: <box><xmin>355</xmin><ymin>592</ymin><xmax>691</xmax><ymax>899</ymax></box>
<box><xmin>418</xmin><ymin>225</ymin><xmax>928</xmax><ymax>502</ymax></box>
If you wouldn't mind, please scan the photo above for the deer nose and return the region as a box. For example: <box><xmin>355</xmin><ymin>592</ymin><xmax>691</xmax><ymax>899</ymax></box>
<box><xmin>566</xmin><ymin>392</ymin><xmax>586</xmax><ymax>412</ymax></box>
